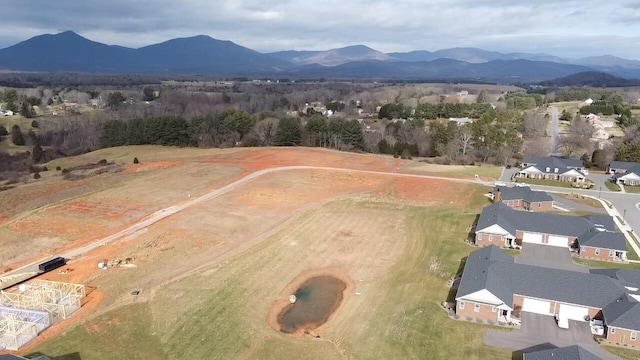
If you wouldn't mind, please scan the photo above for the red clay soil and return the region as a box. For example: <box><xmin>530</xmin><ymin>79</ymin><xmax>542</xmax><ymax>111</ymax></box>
<box><xmin>125</xmin><ymin>161</ymin><xmax>182</xmax><ymax>173</ymax></box>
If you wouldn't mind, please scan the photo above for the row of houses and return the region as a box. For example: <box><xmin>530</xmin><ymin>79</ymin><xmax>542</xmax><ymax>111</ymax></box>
<box><xmin>455</xmin><ymin>184</ymin><xmax>640</xmax><ymax>348</ymax></box>
<box><xmin>456</xmin><ymin>246</ymin><xmax>640</xmax><ymax>347</ymax></box>
<box><xmin>515</xmin><ymin>156</ymin><xmax>640</xmax><ymax>188</ymax></box>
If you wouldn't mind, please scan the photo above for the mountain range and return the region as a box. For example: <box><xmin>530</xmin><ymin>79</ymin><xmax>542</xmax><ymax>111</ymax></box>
<box><xmin>1</xmin><ymin>31</ymin><xmax>640</xmax><ymax>83</ymax></box>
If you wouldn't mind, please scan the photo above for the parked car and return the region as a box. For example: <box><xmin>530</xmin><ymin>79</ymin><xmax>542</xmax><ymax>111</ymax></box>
<box><xmin>515</xmin><ymin>183</ymin><xmax>530</xmax><ymax>187</ymax></box>
<box><xmin>555</xmin><ymin>314</ymin><xmax>569</xmax><ymax>329</ymax></box>
<box><xmin>494</xmin><ymin>181</ymin><xmax>507</xmax><ymax>187</ymax></box>
<box><xmin>571</xmin><ymin>180</ymin><xmax>595</xmax><ymax>189</ymax></box>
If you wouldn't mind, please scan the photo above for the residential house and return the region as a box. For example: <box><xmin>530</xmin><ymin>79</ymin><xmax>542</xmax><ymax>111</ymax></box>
<box><xmin>517</xmin><ymin>156</ymin><xmax>587</xmax><ymax>182</ymax></box>
<box><xmin>608</xmin><ymin>161</ymin><xmax>640</xmax><ymax>174</ymax></box>
<box><xmin>491</xmin><ymin>186</ymin><xmax>554</xmax><ymax>212</ymax></box>
<box><xmin>523</xmin><ymin>345</ymin><xmax>600</xmax><ymax>360</ymax></box>
<box><xmin>585</xmin><ymin>98</ymin><xmax>594</xmax><ymax>105</ymax></box>
<box><xmin>609</xmin><ymin>161</ymin><xmax>640</xmax><ymax>186</ymax></box>
<box><xmin>449</xmin><ymin>117</ymin><xmax>474</xmax><ymax>125</ymax></box>
<box><xmin>455</xmin><ymin>246</ymin><xmax>640</xmax><ymax>347</ymax></box>
<box><xmin>474</xmin><ymin>203</ymin><xmax>626</xmax><ymax>261</ymax></box>
<box><xmin>591</xmin><ymin>128</ymin><xmax>610</xmax><ymax>141</ymax></box>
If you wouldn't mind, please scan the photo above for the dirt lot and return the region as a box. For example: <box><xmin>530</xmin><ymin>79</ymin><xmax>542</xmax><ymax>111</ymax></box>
<box><xmin>0</xmin><ymin>146</ymin><xmax>508</xmax><ymax>359</ymax></box>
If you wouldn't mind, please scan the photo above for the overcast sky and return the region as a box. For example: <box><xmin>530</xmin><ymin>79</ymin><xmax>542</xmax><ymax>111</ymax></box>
<box><xmin>2</xmin><ymin>0</ymin><xmax>640</xmax><ymax>59</ymax></box>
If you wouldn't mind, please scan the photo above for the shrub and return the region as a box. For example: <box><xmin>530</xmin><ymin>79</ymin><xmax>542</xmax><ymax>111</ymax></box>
<box><xmin>31</xmin><ymin>120</ymin><xmax>39</xmax><ymax>128</ymax></box>
<box><xmin>133</xmin><ymin>157</ymin><xmax>139</xmax><ymax>164</ymax></box>
<box><xmin>33</xmin><ymin>172</ymin><xmax>41</xmax><ymax>179</ymax></box>
<box><xmin>61</xmin><ymin>168</ymin><xmax>70</xmax><ymax>174</ymax></box>
<box><xmin>393</xmin><ymin>153</ymin><xmax>400</xmax><ymax>159</ymax></box>
<box><xmin>97</xmin><ymin>159</ymin><xmax>108</xmax><ymax>165</ymax></box>
<box><xmin>56</xmin><ymin>166</ymin><xmax>61</xmax><ymax>171</ymax></box>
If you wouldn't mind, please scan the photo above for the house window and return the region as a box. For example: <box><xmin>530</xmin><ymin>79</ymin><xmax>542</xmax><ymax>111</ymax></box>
<box><xmin>595</xmin><ymin>248</ymin><xmax>600</xmax><ymax>255</ymax></box>
<box><xmin>538</xmin><ymin>203</ymin><xmax>541</xmax><ymax>208</ymax></box>
<box><xmin>609</xmin><ymin>250</ymin><xmax>615</xmax><ymax>257</ymax></box>
<box><xmin>554</xmin><ymin>168</ymin><xmax>559</xmax><ymax>173</ymax></box>
<box><xmin>611</xmin><ymin>328</ymin><xmax>616</xmax><ymax>334</ymax></box>
<box><xmin>546</xmin><ymin>167</ymin><xmax>550</xmax><ymax>172</ymax></box>
<box><xmin>516</xmin><ymin>200</ymin><xmax>520</xmax><ymax>206</ymax></box>
<box><xmin>581</xmin><ymin>247</ymin><xmax>586</xmax><ymax>253</ymax></box>
<box><xmin>459</xmin><ymin>301</ymin><xmax>465</xmax><ymax>310</ymax></box>
<box><xmin>474</xmin><ymin>304</ymin><xmax>480</xmax><ymax>313</ymax></box>
<box><xmin>492</xmin><ymin>307</ymin><xmax>497</xmax><ymax>313</ymax></box>
<box><xmin>632</xmin><ymin>331</ymin><xmax>638</xmax><ymax>341</ymax></box>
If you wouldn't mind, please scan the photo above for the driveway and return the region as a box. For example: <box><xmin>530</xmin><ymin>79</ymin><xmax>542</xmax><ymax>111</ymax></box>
<box><xmin>550</xmin><ymin>193</ymin><xmax>606</xmax><ymax>214</ymax></box>
<box><xmin>485</xmin><ymin>312</ymin><xmax>616</xmax><ymax>359</ymax></box>
<box><xmin>516</xmin><ymin>244</ymin><xmax>588</xmax><ymax>273</ymax></box>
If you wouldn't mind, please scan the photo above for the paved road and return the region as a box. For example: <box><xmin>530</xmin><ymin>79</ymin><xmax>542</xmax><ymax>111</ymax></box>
<box><xmin>1</xmin><ymin>165</ymin><xmax>496</xmax><ymax>281</ymax></box>
<box><xmin>516</xmin><ymin>244</ymin><xmax>588</xmax><ymax>273</ymax></box>
<box><xmin>550</xmin><ymin>193</ymin><xmax>606</xmax><ymax>214</ymax></box>
<box><xmin>485</xmin><ymin>312</ymin><xmax>616</xmax><ymax>359</ymax></box>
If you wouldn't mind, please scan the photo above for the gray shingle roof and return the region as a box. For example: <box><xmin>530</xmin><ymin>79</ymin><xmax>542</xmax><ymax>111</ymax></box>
<box><xmin>614</xmin><ymin>166</ymin><xmax>640</xmax><ymax>179</ymax></box>
<box><xmin>590</xmin><ymin>268</ymin><xmax>640</xmax><ymax>289</ymax></box>
<box><xmin>602</xmin><ymin>299</ymin><xmax>640</xmax><ymax>331</ymax></box>
<box><xmin>456</xmin><ymin>245</ymin><xmax>515</xmax><ymax>305</ymax></box>
<box><xmin>477</xmin><ymin>203</ymin><xmax>608</xmax><ymax>239</ymax></box>
<box><xmin>457</xmin><ymin>246</ymin><xmax>627</xmax><ymax>309</ymax></box>
<box><xmin>609</xmin><ymin>161</ymin><xmax>640</xmax><ymax>171</ymax></box>
<box><xmin>494</xmin><ymin>186</ymin><xmax>554</xmax><ymax>203</ymax></box>
<box><xmin>578</xmin><ymin>229</ymin><xmax>628</xmax><ymax>252</ymax></box>
<box><xmin>523</xmin><ymin>345</ymin><xmax>601</xmax><ymax>360</ymax></box>
<box><xmin>522</xmin><ymin>156</ymin><xmax>584</xmax><ymax>173</ymax></box>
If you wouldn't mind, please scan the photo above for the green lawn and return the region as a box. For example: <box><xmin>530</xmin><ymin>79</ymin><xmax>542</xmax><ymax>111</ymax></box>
<box><xmin>33</xmin><ymin>187</ymin><xmax>511</xmax><ymax>360</ymax></box>
<box><xmin>627</xmin><ymin>232</ymin><xmax>640</xmax><ymax>261</ymax></box>
<box><xmin>573</xmin><ymin>258</ymin><xmax>640</xmax><ymax>271</ymax></box>
<box><xmin>516</xmin><ymin>178</ymin><xmax>574</xmax><ymax>188</ymax></box>
<box><xmin>624</xmin><ymin>185</ymin><xmax>640</xmax><ymax>194</ymax></box>
<box><xmin>604</xmin><ymin>346</ymin><xmax>640</xmax><ymax>359</ymax></box>
<box><xmin>605</xmin><ymin>181</ymin><xmax>622</xmax><ymax>192</ymax></box>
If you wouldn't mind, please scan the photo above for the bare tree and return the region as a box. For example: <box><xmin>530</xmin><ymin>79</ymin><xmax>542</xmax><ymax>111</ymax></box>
<box><xmin>522</xmin><ymin>111</ymin><xmax>548</xmax><ymax>138</ymax></box>
<box><xmin>456</xmin><ymin>125</ymin><xmax>473</xmax><ymax>156</ymax></box>
<box><xmin>253</xmin><ymin>117</ymin><xmax>279</xmax><ymax>146</ymax></box>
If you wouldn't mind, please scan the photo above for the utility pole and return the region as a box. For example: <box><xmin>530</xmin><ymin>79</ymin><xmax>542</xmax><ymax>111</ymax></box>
<box><xmin>624</xmin><ymin>209</ymin><xmax>627</xmax><ymax>225</ymax></box>
<box><xmin>599</xmin><ymin>186</ymin><xmax>602</xmax><ymax>199</ymax></box>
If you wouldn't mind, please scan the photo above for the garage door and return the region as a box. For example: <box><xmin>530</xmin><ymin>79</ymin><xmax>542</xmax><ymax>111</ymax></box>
<box><xmin>522</xmin><ymin>298</ymin><xmax>552</xmax><ymax>315</ymax></box>
<box><xmin>559</xmin><ymin>304</ymin><xmax>589</xmax><ymax>321</ymax></box>
<box><xmin>522</xmin><ymin>233</ymin><xmax>543</xmax><ymax>244</ymax></box>
<box><xmin>548</xmin><ymin>235</ymin><xmax>569</xmax><ymax>247</ymax></box>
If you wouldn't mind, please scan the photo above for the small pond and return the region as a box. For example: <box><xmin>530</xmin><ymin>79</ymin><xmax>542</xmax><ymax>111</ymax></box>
<box><xmin>277</xmin><ymin>275</ymin><xmax>347</xmax><ymax>333</ymax></box>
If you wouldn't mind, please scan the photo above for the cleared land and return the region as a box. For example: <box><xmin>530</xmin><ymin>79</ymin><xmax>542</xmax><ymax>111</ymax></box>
<box><xmin>0</xmin><ymin>146</ymin><xmax>509</xmax><ymax>359</ymax></box>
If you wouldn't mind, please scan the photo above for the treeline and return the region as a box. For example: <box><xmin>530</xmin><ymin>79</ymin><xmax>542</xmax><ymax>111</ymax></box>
<box><xmin>414</xmin><ymin>103</ymin><xmax>492</xmax><ymax>119</ymax></box>
<box><xmin>101</xmin><ymin>111</ymin><xmax>367</xmax><ymax>151</ymax></box>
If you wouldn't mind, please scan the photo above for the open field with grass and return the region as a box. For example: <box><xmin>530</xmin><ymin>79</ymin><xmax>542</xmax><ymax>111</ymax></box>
<box><xmin>0</xmin><ymin>145</ymin><xmax>525</xmax><ymax>359</ymax></box>
<box><xmin>31</xmin><ymin>186</ymin><xmax>510</xmax><ymax>360</ymax></box>
<box><xmin>624</xmin><ymin>186</ymin><xmax>640</xmax><ymax>194</ymax></box>
<box><xmin>605</xmin><ymin>346</ymin><xmax>640</xmax><ymax>359</ymax></box>
<box><xmin>516</xmin><ymin>178</ymin><xmax>575</xmax><ymax>188</ymax></box>
<box><xmin>606</xmin><ymin>181</ymin><xmax>622</xmax><ymax>192</ymax></box>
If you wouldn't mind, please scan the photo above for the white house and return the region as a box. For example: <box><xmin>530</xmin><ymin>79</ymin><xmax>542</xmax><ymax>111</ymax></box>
<box><xmin>584</xmin><ymin>98</ymin><xmax>594</xmax><ymax>105</ymax></box>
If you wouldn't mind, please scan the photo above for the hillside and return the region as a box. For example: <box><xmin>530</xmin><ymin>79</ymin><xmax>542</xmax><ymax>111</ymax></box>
<box><xmin>538</xmin><ymin>71</ymin><xmax>640</xmax><ymax>87</ymax></box>
<box><xmin>0</xmin><ymin>31</ymin><xmax>289</xmax><ymax>74</ymax></box>
<box><xmin>268</xmin><ymin>45</ymin><xmax>392</xmax><ymax>66</ymax></box>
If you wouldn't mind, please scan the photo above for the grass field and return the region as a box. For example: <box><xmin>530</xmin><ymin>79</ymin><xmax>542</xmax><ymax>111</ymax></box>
<box><xmin>573</xmin><ymin>258</ymin><xmax>640</xmax><ymax>270</ymax></box>
<box><xmin>31</xmin><ymin>184</ymin><xmax>511</xmax><ymax>360</ymax></box>
<box><xmin>605</xmin><ymin>346</ymin><xmax>640</xmax><ymax>359</ymax></box>
<box><xmin>516</xmin><ymin>178</ymin><xmax>574</xmax><ymax>188</ymax></box>
<box><xmin>624</xmin><ymin>185</ymin><xmax>640</xmax><ymax>194</ymax></box>
<box><xmin>605</xmin><ymin>181</ymin><xmax>622</xmax><ymax>192</ymax></box>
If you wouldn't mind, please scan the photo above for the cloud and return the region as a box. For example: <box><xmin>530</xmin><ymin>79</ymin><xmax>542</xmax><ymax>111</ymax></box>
<box><xmin>0</xmin><ymin>0</ymin><xmax>639</xmax><ymax>59</ymax></box>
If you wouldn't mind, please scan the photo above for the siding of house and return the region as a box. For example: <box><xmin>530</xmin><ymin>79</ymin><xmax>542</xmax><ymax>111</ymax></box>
<box><xmin>500</xmin><ymin>199</ymin><xmax>553</xmax><ymax>212</ymax></box>
<box><xmin>607</xmin><ymin>327</ymin><xmax>640</xmax><ymax>347</ymax></box>
<box><xmin>514</xmin><ymin>230</ymin><xmax>576</xmax><ymax>246</ymax></box>
<box><xmin>456</xmin><ymin>300</ymin><xmax>498</xmax><ymax>322</ymax></box>
<box><xmin>512</xmin><ymin>295</ymin><xmax>601</xmax><ymax>318</ymax></box>
<box><xmin>475</xmin><ymin>232</ymin><xmax>507</xmax><ymax>247</ymax></box>
<box><xmin>579</xmin><ymin>246</ymin><xmax>622</xmax><ymax>261</ymax></box>
<box><xmin>622</xmin><ymin>179</ymin><xmax>640</xmax><ymax>186</ymax></box>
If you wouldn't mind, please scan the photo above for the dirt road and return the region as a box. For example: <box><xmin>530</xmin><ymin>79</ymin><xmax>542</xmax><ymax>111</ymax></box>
<box><xmin>1</xmin><ymin>165</ymin><xmax>493</xmax><ymax>282</ymax></box>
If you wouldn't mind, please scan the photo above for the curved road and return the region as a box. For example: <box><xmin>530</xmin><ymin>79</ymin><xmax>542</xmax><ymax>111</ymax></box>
<box><xmin>1</xmin><ymin>166</ymin><xmax>494</xmax><ymax>281</ymax></box>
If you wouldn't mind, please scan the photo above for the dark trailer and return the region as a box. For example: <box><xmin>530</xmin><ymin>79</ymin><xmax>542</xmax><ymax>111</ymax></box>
<box><xmin>38</xmin><ymin>257</ymin><xmax>66</xmax><ymax>273</ymax></box>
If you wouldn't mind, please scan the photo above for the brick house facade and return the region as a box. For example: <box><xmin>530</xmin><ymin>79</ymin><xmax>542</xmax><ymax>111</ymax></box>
<box><xmin>607</xmin><ymin>327</ymin><xmax>640</xmax><ymax>347</ymax></box>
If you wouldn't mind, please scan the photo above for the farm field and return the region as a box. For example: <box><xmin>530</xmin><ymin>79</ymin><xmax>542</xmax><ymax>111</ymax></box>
<box><xmin>0</xmin><ymin>146</ymin><xmax>509</xmax><ymax>359</ymax></box>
